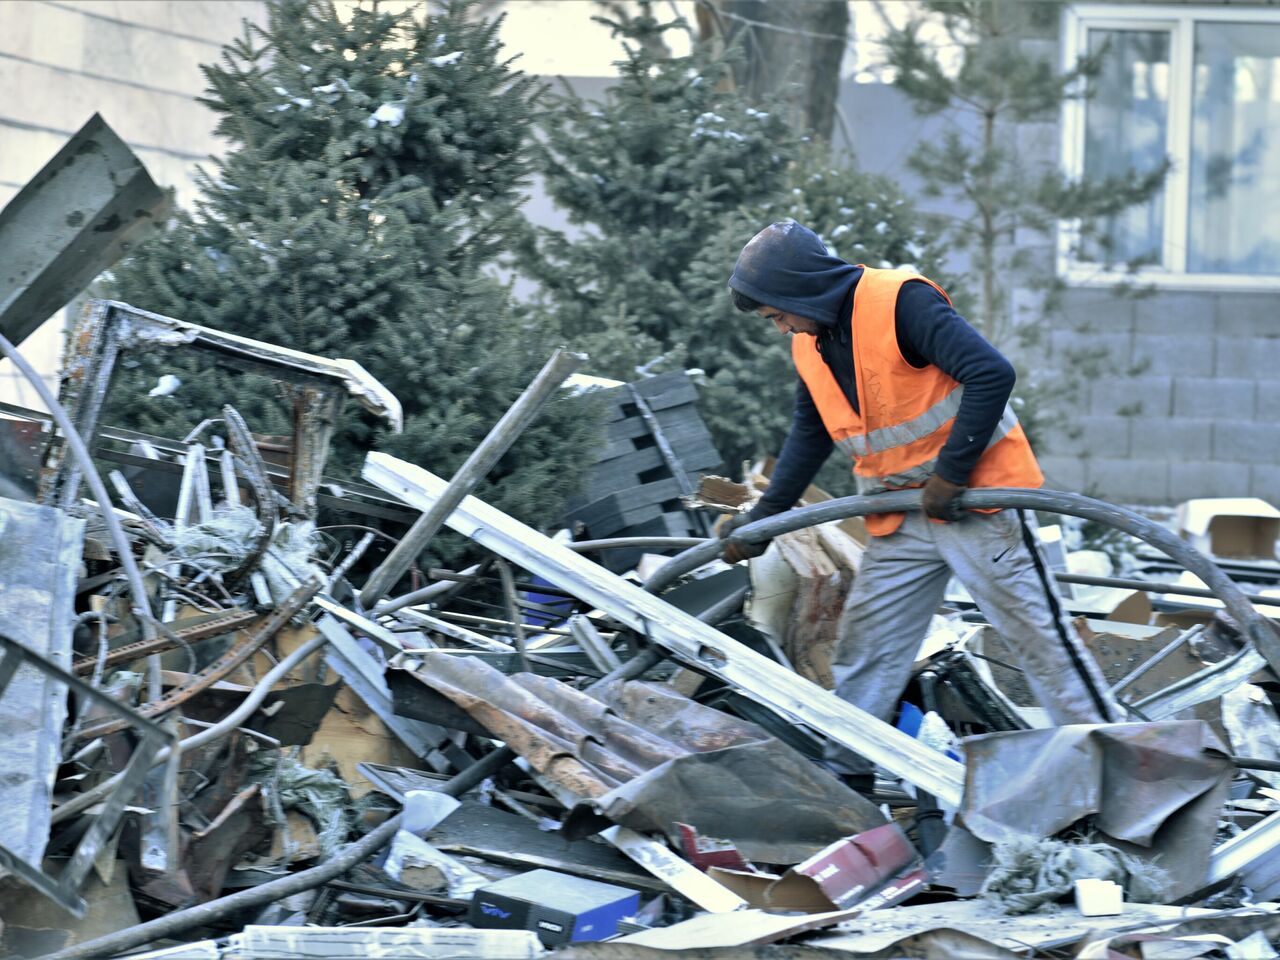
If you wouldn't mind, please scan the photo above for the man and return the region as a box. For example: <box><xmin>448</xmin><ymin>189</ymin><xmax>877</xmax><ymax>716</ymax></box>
<box><xmin>722</xmin><ymin>220</ymin><xmax>1118</xmax><ymax>783</ymax></box>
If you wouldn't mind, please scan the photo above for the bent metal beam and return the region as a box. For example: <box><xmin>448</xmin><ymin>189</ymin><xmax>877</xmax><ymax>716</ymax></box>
<box><xmin>362</xmin><ymin>452</ymin><xmax>968</xmax><ymax>808</ymax></box>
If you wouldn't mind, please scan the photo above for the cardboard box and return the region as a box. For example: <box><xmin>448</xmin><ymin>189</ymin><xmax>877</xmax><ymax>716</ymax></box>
<box><xmin>469</xmin><ymin>869</ymin><xmax>639</xmax><ymax>945</ymax></box>
<box><xmin>1178</xmin><ymin>498</ymin><xmax>1280</xmax><ymax>560</ymax></box>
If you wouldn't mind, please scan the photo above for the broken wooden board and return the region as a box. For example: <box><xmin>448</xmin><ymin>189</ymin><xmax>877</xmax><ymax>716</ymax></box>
<box><xmin>363</xmin><ymin>453</ymin><xmax>966</xmax><ymax>807</ymax></box>
<box><xmin>613</xmin><ymin>906</ymin><xmax>863</xmax><ymax>948</ymax></box>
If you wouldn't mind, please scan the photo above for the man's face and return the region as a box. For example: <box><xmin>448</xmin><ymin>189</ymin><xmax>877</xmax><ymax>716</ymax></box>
<box><xmin>757</xmin><ymin>306</ymin><xmax>821</xmax><ymax>337</ymax></box>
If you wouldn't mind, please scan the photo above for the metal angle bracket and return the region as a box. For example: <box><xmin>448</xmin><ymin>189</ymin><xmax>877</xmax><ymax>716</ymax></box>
<box><xmin>0</xmin><ymin>633</ymin><xmax>177</xmax><ymax>917</ymax></box>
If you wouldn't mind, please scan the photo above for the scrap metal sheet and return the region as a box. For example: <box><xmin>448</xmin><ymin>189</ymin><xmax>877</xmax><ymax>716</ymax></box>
<box><xmin>960</xmin><ymin>720</ymin><xmax>1233</xmax><ymax>898</ymax></box>
<box><xmin>0</xmin><ymin>497</ymin><xmax>84</xmax><ymax>869</ymax></box>
<box><xmin>395</xmin><ymin>654</ymin><xmax>883</xmax><ymax>863</ymax></box>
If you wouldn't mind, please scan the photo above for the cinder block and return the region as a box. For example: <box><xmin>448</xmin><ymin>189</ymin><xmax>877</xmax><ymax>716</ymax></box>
<box><xmin>1085</xmin><ymin>457</ymin><xmax>1169</xmax><ymax>505</ymax></box>
<box><xmin>1213</xmin><ymin>292</ymin><xmax>1280</xmax><ymax>338</ymax></box>
<box><xmin>1012</xmin><ymin>244</ymin><xmax>1055</xmax><ymax>279</ymax></box>
<box><xmin>1038</xmin><ymin>416</ymin><xmax>1129</xmax><ymax>457</ymax></box>
<box><xmin>1212</xmin><ymin>420</ymin><xmax>1280</xmax><ymax>464</ymax></box>
<box><xmin>6</xmin><ymin>59</ymin><xmax>217</xmax><ymax>156</ymax></box>
<box><xmin>1215</xmin><ymin>336</ymin><xmax>1280</xmax><ymax>380</ymax></box>
<box><xmin>1130</xmin><ymin>418</ymin><xmax>1211</xmax><ymax>460</ymax></box>
<box><xmin>1134</xmin><ymin>291</ymin><xmax>1215</xmax><ymax>335</ymax></box>
<box><xmin>1008</xmin><ymin>286</ymin><xmax>1047</xmax><ymax>335</ymax></box>
<box><xmin>1057</xmin><ymin>288</ymin><xmax>1136</xmax><ymax>332</ymax></box>
<box><xmin>1048</xmin><ymin>330</ymin><xmax>1134</xmax><ymax>368</ymax></box>
<box><xmin>1020</xmin><ymin>37</ymin><xmax>1059</xmax><ymax>61</ymax></box>
<box><xmin>1036</xmin><ymin>454</ymin><xmax>1086</xmax><ymax>492</ymax></box>
<box><xmin>100</xmin><ymin>0</ymin><xmax>265</xmax><ymax>42</ymax></box>
<box><xmin>1173</xmin><ymin>377</ymin><xmax>1255</xmax><ymax>419</ymax></box>
<box><xmin>0</xmin><ymin>5</ymin><xmax>38</xmax><ymax>58</ymax></box>
<box><xmin>1132</xmin><ymin>333</ymin><xmax>1215</xmax><ymax>377</ymax></box>
<box><xmin>1090</xmin><ymin>376</ymin><xmax>1171</xmax><ymax>417</ymax></box>
<box><xmin>1254</xmin><ymin>381</ymin><xmax>1280</xmax><ymax>421</ymax></box>
<box><xmin>1249</xmin><ymin>465</ymin><xmax>1280</xmax><ymax>505</ymax></box>
<box><xmin>1170</xmin><ymin>461</ymin><xmax>1244</xmax><ymax>502</ymax></box>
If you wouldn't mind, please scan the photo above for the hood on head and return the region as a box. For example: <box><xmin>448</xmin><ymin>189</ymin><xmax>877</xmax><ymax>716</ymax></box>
<box><xmin>727</xmin><ymin>220</ymin><xmax>860</xmax><ymax>328</ymax></box>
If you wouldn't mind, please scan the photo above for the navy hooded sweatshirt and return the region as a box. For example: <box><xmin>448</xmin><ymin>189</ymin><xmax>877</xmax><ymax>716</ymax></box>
<box><xmin>728</xmin><ymin>220</ymin><xmax>1016</xmax><ymax>520</ymax></box>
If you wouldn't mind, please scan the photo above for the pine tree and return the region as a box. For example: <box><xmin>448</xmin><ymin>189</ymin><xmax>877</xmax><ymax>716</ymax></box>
<box><xmin>105</xmin><ymin>0</ymin><xmax>597</xmax><ymax>558</ymax></box>
<box><xmin>522</xmin><ymin>7</ymin><xmax>952</xmax><ymax>491</ymax></box>
<box><xmin>519</xmin><ymin>5</ymin><xmax>796</xmax><ymax>380</ymax></box>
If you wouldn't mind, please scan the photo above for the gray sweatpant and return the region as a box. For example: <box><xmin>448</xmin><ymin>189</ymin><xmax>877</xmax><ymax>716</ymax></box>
<box><xmin>827</xmin><ymin>509</ymin><xmax>1120</xmax><ymax>775</ymax></box>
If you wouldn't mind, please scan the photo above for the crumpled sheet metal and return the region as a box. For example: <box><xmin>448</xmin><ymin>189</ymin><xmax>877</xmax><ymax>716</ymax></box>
<box><xmin>960</xmin><ymin>720</ymin><xmax>1233</xmax><ymax>899</ymax></box>
<box><xmin>397</xmin><ymin>654</ymin><xmax>883</xmax><ymax>863</ymax></box>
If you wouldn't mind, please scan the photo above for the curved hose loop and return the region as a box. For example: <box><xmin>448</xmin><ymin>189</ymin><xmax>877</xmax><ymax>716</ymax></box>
<box><xmin>642</xmin><ymin>487</ymin><xmax>1280</xmax><ymax>678</ymax></box>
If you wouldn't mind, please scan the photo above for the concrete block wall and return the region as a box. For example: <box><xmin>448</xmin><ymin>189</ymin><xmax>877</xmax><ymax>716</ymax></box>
<box><xmin>1034</xmin><ymin>287</ymin><xmax>1280</xmax><ymax>505</ymax></box>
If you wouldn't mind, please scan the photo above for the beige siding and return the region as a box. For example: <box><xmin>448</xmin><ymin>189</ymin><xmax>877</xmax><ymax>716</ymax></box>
<box><xmin>0</xmin><ymin>0</ymin><xmax>267</xmax><ymax>408</ymax></box>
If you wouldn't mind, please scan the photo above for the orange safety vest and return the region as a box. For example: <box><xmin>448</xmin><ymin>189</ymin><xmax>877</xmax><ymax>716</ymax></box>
<box><xmin>791</xmin><ymin>267</ymin><xmax>1043</xmax><ymax>536</ymax></box>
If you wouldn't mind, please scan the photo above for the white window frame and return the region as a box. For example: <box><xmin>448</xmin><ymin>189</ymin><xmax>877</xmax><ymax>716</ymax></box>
<box><xmin>1060</xmin><ymin>3</ymin><xmax>1280</xmax><ymax>291</ymax></box>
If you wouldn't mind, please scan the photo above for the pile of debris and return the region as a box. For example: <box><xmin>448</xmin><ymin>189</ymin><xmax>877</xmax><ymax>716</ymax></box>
<box><xmin>1</xmin><ymin>119</ymin><xmax>1279</xmax><ymax>960</ymax></box>
<box><xmin>0</xmin><ymin>292</ymin><xmax>1278</xmax><ymax>960</ymax></box>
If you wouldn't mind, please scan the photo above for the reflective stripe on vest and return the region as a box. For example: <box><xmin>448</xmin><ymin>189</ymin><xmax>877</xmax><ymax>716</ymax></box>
<box><xmin>854</xmin><ymin>404</ymin><xmax>1021</xmax><ymax>495</ymax></box>
<box><xmin>851</xmin><ymin>384</ymin><xmax>965</xmax><ymax>457</ymax></box>
<box><xmin>791</xmin><ymin>266</ymin><xmax>1043</xmax><ymax>536</ymax></box>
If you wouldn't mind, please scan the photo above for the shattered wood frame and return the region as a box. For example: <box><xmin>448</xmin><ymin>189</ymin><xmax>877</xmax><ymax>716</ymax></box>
<box><xmin>0</xmin><ymin>632</ymin><xmax>177</xmax><ymax>917</ymax></box>
<box><xmin>40</xmin><ymin>300</ymin><xmax>403</xmax><ymax>517</ymax></box>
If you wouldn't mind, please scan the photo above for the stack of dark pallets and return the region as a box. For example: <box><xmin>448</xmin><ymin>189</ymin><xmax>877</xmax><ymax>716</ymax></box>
<box><xmin>564</xmin><ymin>371</ymin><xmax>723</xmax><ymax>572</ymax></box>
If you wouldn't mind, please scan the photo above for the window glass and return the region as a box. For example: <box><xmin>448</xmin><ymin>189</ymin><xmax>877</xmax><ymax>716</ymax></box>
<box><xmin>1188</xmin><ymin>23</ymin><xmax>1280</xmax><ymax>274</ymax></box>
<box><xmin>1081</xmin><ymin>29</ymin><xmax>1170</xmax><ymax>266</ymax></box>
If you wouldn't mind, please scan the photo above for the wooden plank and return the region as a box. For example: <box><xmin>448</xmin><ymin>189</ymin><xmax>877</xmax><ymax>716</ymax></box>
<box><xmin>602</xmin><ymin>382</ymin><xmax>700</xmax><ymax>422</ymax></box>
<box><xmin>512</xmin><ymin>765</ymin><xmax>748</xmax><ymax>914</ymax></box>
<box><xmin>614</xmin><ymin>906</ymin><xmax>862</xmax><ymax>947</ymax></box>
<box><xmin>593</xmin><ymin>433</ymin><xmax>721</xmax><ymax>472</ymax></box>
<box><xmin>362</xmin><ymin>453</ymin><xmax>967</xmax><ymax>807</ymax></box>
<box><xmin>604</xmin><ymin>406</ymin><xmax>708</xmax><ymax>443</ymax></box>
<box><xmin>601</xmin><ymin>826</ymin><xmax>748</xmax><ymax>914</ymax></box>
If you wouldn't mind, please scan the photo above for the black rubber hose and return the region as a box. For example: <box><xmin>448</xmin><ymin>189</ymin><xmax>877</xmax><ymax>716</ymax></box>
<box><xmin>643</xmin><ymin>488</ymin><xmax>1280</xmax><ymax>678</ymax></box>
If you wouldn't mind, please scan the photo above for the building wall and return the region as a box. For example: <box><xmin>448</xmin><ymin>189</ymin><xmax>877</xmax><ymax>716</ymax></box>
<box><xmin>844</xmin><ymin>14</ymin><xmax>1280</xmax><ymax>507</ymax></box>
<box><xmin>1011</xmin><ymin>9</ymin><xmax>1280</xmax><ymax>506</ymax></box>
<box><xmin>0</xmin><ymin>0</ymin><xmax>267</xmax><ymax>409</ymax></box>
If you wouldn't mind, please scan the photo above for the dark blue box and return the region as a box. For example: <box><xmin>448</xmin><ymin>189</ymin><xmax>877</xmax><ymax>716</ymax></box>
<box><xmin>469</xmin><ymin>868</ymin><xmax>640</xmax><ymax>945</ymax></box>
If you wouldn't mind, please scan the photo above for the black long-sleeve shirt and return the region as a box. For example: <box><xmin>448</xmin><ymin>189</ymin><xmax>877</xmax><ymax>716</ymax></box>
<box><xmin>754</xmin><ymin>277</ymin><xmax>1016</xmax><ymax>519</ymax></box>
